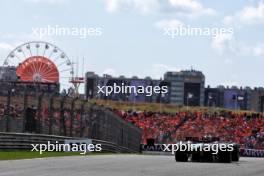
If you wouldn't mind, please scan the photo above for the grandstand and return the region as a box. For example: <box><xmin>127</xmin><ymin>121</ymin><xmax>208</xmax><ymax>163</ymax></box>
<box><xmin>93</xmin><ymin>99</ymin><xmax>264</xmax><ymax>150</ymax></box>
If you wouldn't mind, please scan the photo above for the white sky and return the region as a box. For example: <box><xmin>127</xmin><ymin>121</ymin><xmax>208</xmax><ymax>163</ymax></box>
<box><xmin>0</xmin><ymin>0</ymin><xmax>264</xmax><ymax>93</ymax></box>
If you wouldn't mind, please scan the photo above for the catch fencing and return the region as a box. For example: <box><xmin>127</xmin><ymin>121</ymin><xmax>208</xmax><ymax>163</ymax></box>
<box><xmin>0</xmin><ymin>88</ymin><xmax>141</xmax><ymax>152</ymax></box>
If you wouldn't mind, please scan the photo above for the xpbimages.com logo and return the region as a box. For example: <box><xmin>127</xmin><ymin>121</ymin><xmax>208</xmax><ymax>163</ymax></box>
<box><xmin>97</xmin><ymin>83</ymin><xmax>168</xmax><ymax>96</ymax></box>
<box><xmin>32</xmin><ymin>25</ymin><xmax>103</xmax><ymax>39</ymax></box>
<box><xmin>162</xmin><ymin>26</ymin><xmax>234</xmax><ymax>38</ymax></box>
<box><xmin>31</xmin><ymin>140</ymin><xmax>102</xmax><ymax>155</ymax></box>
<box><xmin>162</xmin><ymin>142</ymin><xmax>234</xmax><ymax>155</ymax></box>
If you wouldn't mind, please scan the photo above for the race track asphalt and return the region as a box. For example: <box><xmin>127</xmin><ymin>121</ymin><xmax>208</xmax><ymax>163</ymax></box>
<box><xmin>0</xmin><ymin>155</ymin><xmax>263</xmax><ymax>176</ymax></box>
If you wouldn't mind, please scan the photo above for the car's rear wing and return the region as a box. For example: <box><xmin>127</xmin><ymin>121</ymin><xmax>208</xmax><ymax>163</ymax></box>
<box><xmin>185</xmin><ymin>136</ymin><xmax>220</xmax><ymax>142</ymax></box>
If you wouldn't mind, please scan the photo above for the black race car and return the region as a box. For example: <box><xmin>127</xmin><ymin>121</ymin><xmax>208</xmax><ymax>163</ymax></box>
<box><xmin>175</xmin><ymin>136</ymin><xmax>240</xmax><ymax>163</ymax></box>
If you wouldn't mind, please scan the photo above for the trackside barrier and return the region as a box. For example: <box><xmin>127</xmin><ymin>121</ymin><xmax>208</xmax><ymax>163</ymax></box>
<box><xmin>140</xmin><ymin>144</ymin><xmax>264</xmax><ymax>158</ymax></box>
<box><xmin>240</xmin><ymin>148</ymin><xmax>264</xmax><ymax>157</ymax></box>
<box><xmin>0</xmin><ymin>132</ymin><xmax>139</xmax><ymax>153</ymax></box>
<box><xmin>0</xmin><ymin>93</ymin><xmax>142</xmax><ymax>153</ymax></box>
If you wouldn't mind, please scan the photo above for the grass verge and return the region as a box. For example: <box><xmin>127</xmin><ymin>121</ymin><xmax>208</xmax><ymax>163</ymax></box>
<box><xmin>0</xmin><ymin>151</ymin><xmax>106</xmax><ymax>160</ymax></box>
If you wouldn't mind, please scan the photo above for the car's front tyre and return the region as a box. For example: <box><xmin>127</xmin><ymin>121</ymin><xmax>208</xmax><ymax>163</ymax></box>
<box><xmin>175</xmin><ymin>151</ymin><xmax>188</xmax><ymax>162</ymax></box>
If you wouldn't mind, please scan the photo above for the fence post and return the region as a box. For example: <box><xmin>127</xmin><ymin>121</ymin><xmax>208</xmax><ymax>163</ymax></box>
<box><xmin>37</xmin><ymin>92</ymin><xmax>44</xmax><ymax>134</ymax></box>
<box><xmin>79</xmin><ymin>100</ymin><xmax>87</xmax><ymax>137</ymax></box>
<box><xmin>48</xmin><ymin>94</ymin><xmax>54</xmax><ymax>135</ymax></box>
<box><xmin>70</xmin><ymin>98</ymin><xmax>77</xmax><ymax>137</ymax></box>
<box><xmin>60</xmin><ymin>96</ymin><xmax>66</xmax><ymax>136</ymax></box>
<box><xmin>5</xmin><ymin>89</ymin><xmax>11</xmax><ymax>132</ymax></box>
<box><xmin>22</xmin><ymin>89</ymin><xmax>28</xmax><ymax>133</ymax></box>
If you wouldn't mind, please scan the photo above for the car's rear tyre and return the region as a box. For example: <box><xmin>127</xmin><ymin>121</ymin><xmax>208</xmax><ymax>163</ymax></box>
<box><xmin>191</xmin><ymin>152</ymin><xmax>201</xmax><ymax>162</ymax></box>
<box><xmin>218</xmin><ymin>151</ymin><xmax>232</xmax><ymax>163</ymax></box>
<box><xmin>175</xmin><ymin>151</ymin><xmax>188</xmax><ymax>162</ymax></box>
<box><xmin>232</xmin><ymin>145</ymin><xmax>240</xmax><ymax>162</ymax></box>
<box><xmin>203</xmin><ymin>151</ymin><xmax>214</xmax><ymax>162</ymax></box>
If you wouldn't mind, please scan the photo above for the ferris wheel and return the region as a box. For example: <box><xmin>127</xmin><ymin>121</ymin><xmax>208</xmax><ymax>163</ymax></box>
<box><xmin>3</xmin><ymin>41</ymin><xmax>74</xmax><ymax>84</ymax></box>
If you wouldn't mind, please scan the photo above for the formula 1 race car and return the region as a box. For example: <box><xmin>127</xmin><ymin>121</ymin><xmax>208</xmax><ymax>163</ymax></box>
<box><xmin>175</xmin><ymin>136</ymin><xmax>240</xmax><ymax>163</ymax></box>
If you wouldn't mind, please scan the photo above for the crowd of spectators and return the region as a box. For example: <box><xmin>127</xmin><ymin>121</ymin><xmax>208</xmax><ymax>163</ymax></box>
<box><xmin>0</xmin><ymin>103</ymin><xmax>23</xmax><ymax>118</ymax></box>
<box><xmin>115</xmin><ymin>110</ymin><xmax>264</xmax><ymax>150</ymax></box>
<box><xmin>0</xmin><ymin>102</ymin><xmax>83</xmax><ymax>136</ymax></box>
